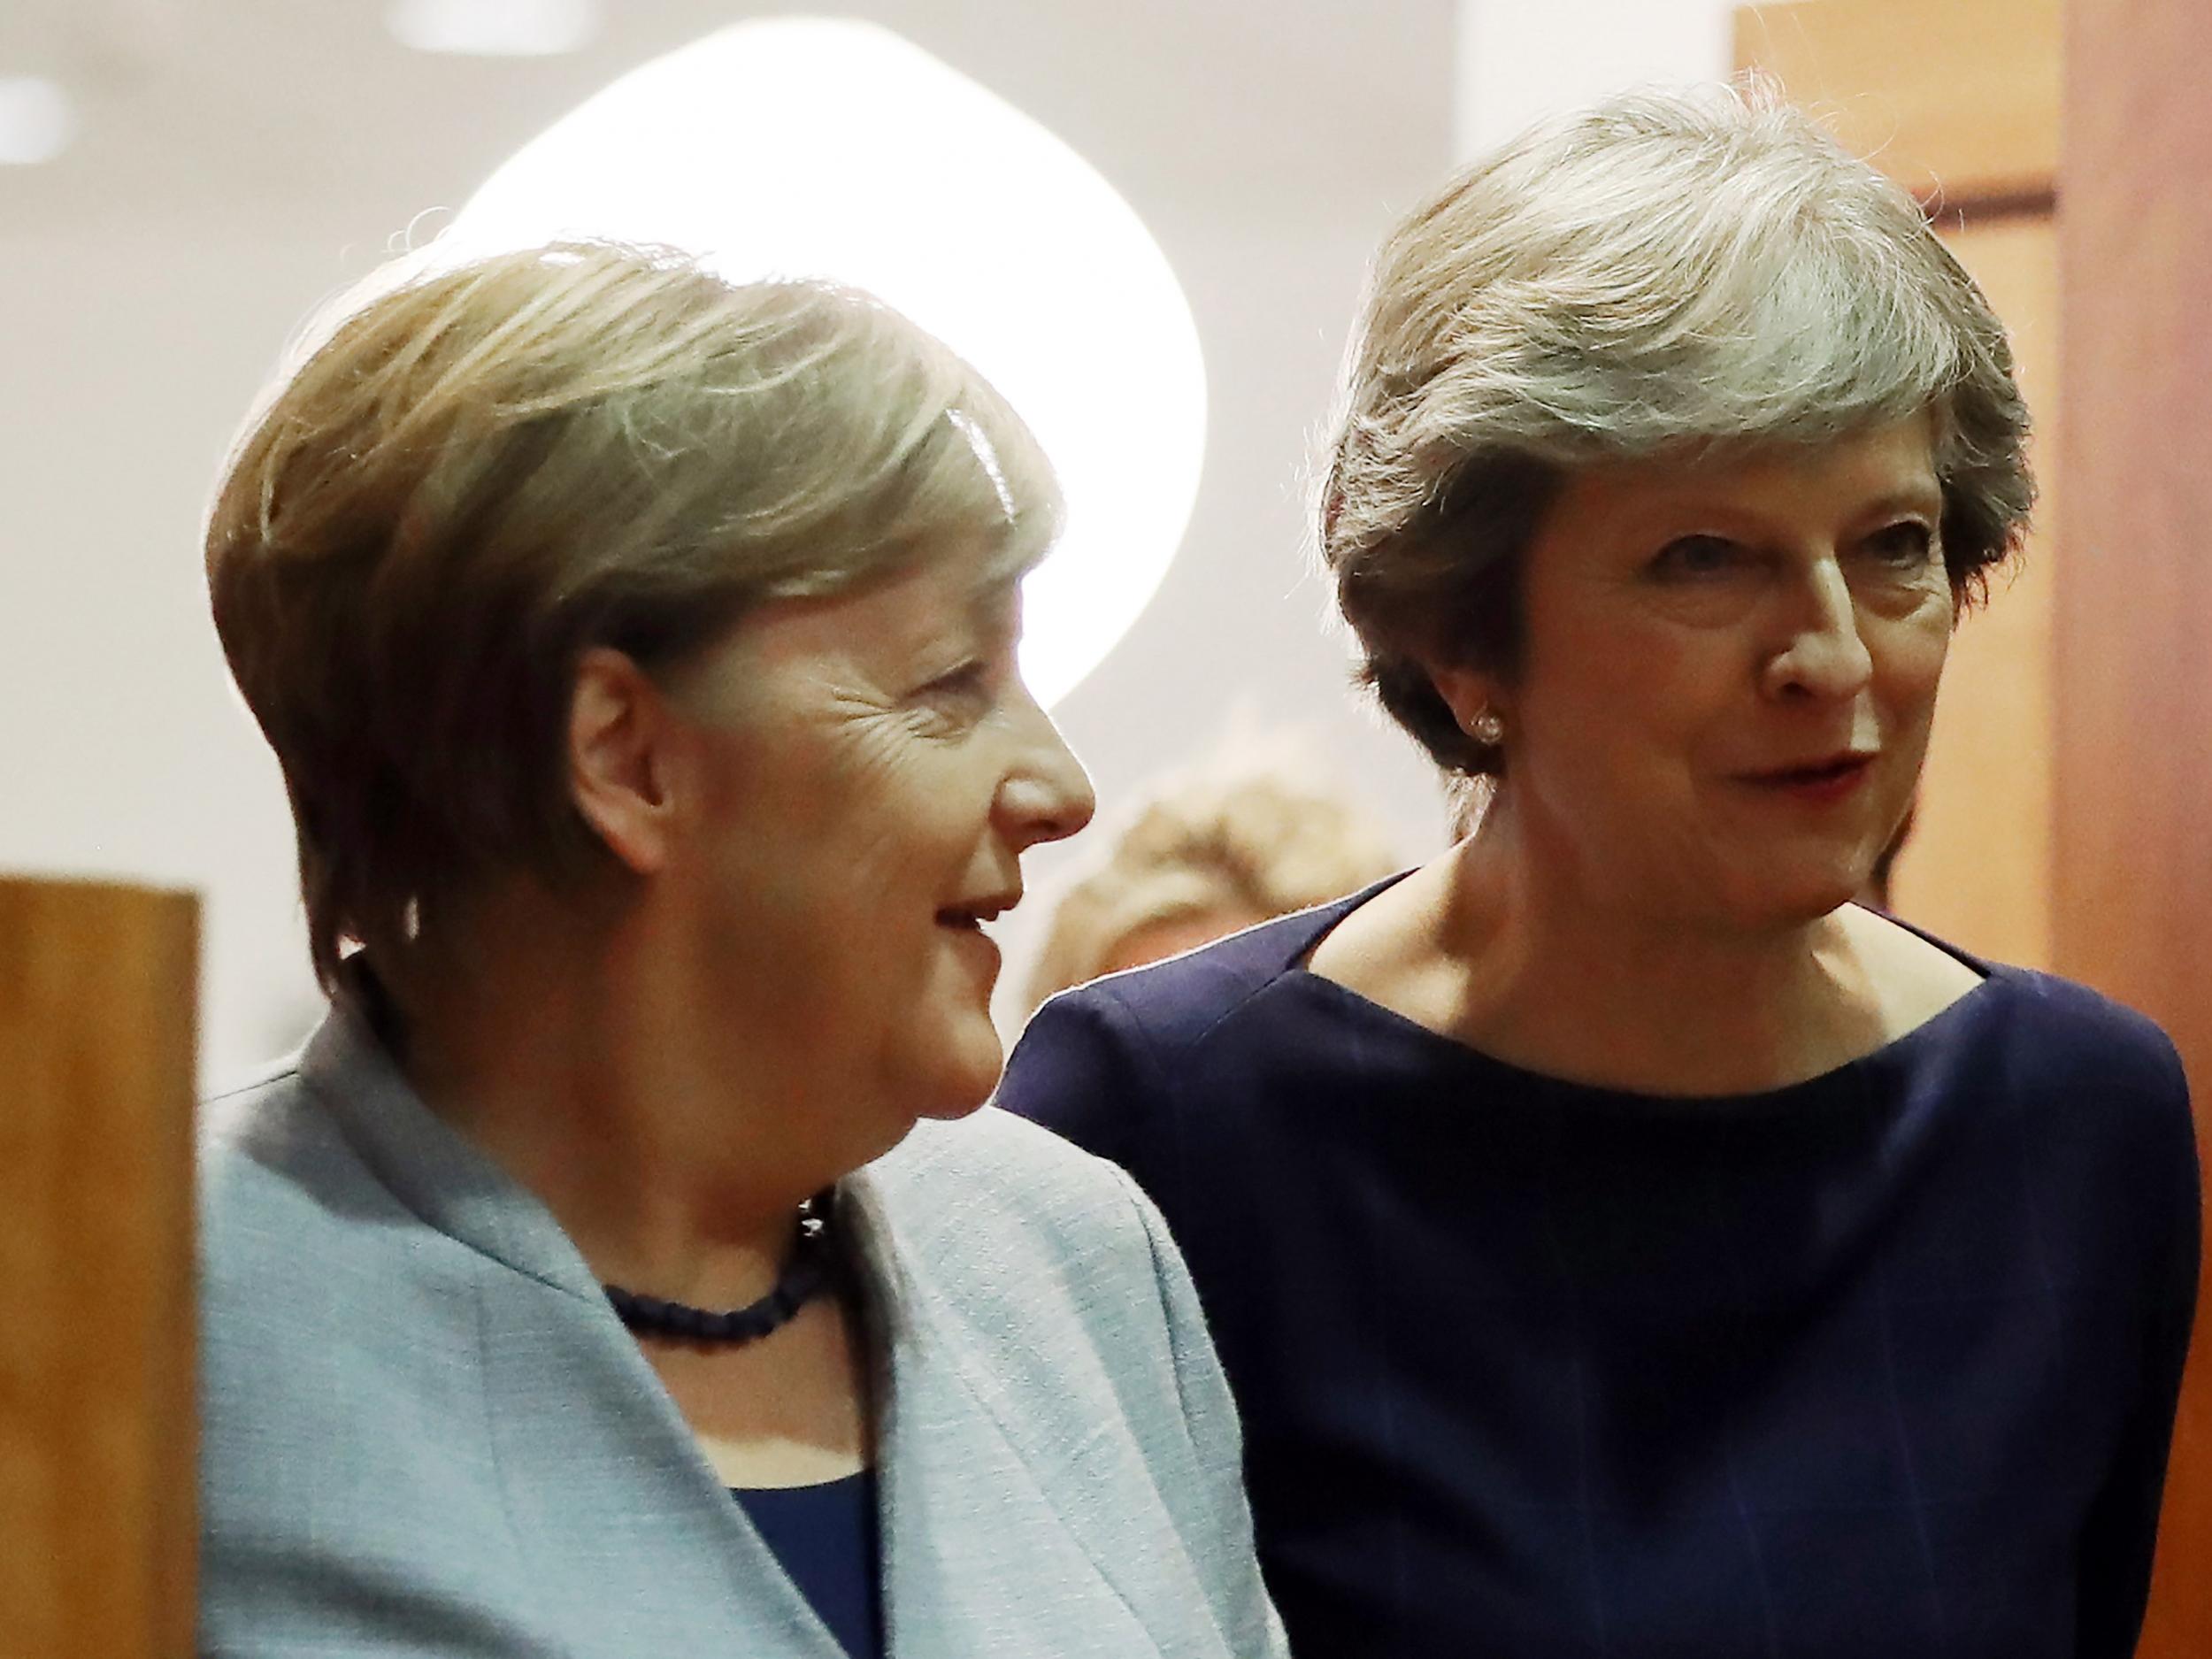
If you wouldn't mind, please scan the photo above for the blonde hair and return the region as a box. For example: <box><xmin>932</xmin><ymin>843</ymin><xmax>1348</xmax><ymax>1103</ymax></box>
<box><xmin>1319</xmin><ymin>82</ymin><xmax>2033</xmax><ymax>779</ymax></box>
<box><xmin>1025</xmin><ymin>768</ymin><xmax>1400</xmax><ymax>1011</ymax></box>
<box><xmin>206</xmin><ymin>240</ymin><xmax>1058</xmax><ymax>991</ymax></box>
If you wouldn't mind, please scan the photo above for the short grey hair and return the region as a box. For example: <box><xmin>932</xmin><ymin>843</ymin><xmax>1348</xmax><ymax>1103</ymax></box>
<box><xmin>1319</xmin><ymin>81</ymin><xmax>2033</xmax><ymax>778</ymax></box>
<box><xmin>207</xmin><ymin>239</ymin><xmax>1057</xmax><ymax>991</ymax></box>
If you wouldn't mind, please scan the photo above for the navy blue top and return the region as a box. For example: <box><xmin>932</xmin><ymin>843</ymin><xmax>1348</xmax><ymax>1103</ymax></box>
<box><xmin>996</xmin><ymin>887</ymin><xmax>2199</xmax><ymax>1658</ymax></box>
<box><xmin>731</xmin><ymin>1471</ymin><xmax>884</xmax><ymax>1659</ymax></box>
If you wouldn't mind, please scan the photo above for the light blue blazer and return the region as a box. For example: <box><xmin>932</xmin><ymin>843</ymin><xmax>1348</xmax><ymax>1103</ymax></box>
<box><xmin>198</xmin><ymin>997</ymin><xmax>1287</xmax><ymax>1656</ymax></box>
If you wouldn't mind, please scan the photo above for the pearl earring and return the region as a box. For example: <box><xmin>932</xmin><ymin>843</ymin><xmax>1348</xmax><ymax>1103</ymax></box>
<box><xmin>1470</xmin><ymin>708</ymin><xmax>1506</xmax><ymax>746</ymax></box>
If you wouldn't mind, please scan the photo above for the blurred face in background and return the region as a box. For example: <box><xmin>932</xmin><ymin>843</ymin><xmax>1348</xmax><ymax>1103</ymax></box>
<box><xmin>1097</xmin><ymin>905</ymin><xmax>1268</xmax><ymax>977</ymax></box>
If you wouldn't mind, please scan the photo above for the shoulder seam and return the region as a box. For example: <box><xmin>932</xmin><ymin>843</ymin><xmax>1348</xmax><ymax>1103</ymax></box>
<box><xmin>1093</xmin><ymin>960</ymin><xmax>1294</xmax><ymax>1064</ymax></box>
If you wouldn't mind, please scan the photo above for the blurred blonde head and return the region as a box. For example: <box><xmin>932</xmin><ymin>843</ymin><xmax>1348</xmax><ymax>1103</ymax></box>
<box><xmin>206</xmin><ymin>239</ymin><xmax>1058</xmax><ymax>993</ymax></box>
<box><xmin>1024</xmin><ymin>765</ymin><xmax>1400</xmax><ymax>1013</ymax></box>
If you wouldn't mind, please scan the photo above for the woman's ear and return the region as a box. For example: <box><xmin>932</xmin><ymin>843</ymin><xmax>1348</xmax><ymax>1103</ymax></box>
<box><xmin>568</xmin><ymin>647</ymin><xmax>680</xmax><ymax>876</ymax></box>
<box><xmin>1425</xmin><ymin>661</ymin><xmax>1506</xmax><ymax>737</ymax></box>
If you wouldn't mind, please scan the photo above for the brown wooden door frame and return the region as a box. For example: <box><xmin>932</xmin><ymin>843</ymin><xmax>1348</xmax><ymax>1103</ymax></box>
<box><xmin>0</xmin><ymin>878</ymin><xmax>199</xmax><ymax>1659</ymax></box>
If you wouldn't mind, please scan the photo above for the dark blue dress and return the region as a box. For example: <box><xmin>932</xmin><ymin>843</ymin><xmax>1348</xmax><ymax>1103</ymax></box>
<box><xmin>995</xmin><ymin>887</ymin><xmax>2198</xmax><ymax>1658</ymax></box>
<box><xmin>732</xmin><ymin>1471</ymin><xmax>884</xmax><ymax>1659</ymax></box>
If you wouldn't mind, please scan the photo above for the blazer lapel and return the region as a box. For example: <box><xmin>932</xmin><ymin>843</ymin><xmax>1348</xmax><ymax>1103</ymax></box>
<box><xmin>838</xmin><ymin>1171</ymin><xmax>1167</xmax><ymax>1658</ymax></box>
<box><xmin>298</xmin><ymin>995</ymin><xmax>854</xmax><ymax>1658</ymax></box>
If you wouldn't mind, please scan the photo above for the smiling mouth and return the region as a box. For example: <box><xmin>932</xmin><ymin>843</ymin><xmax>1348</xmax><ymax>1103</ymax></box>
<box><xmin>935</xmin><ymin>900</ymin><xmax>1015</xmax><ymax>931</ymax></box>
<box><xmin>1735</xmin><ymin>754</ymin><xmax>1878</xmax><ymax>801</ymax></box>
<box><xmin>1751</xmin><ymin>756</ymin><xmax>1871</xmax><ymax>785</ymax></box>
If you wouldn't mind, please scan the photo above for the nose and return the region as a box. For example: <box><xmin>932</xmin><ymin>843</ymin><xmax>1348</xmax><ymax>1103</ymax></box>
<box><xmin>997</xmin><ymin>692</ymin><xmax>1097</xmax><ymax>852</ymax></box>
<box><xmin>1763</xmin><ymin>557</ymin><xmax>1875</xmax><ymax>703</ymax></box>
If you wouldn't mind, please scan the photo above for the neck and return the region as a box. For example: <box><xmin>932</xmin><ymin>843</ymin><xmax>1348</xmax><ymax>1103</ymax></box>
<box><xmin>1414</xmin><ymin>802</ymin><xmax>1882</xmax><ymax>1094</ymax></box>
<box><xmin>393</xmin><ymin>882</ymin><xmax>833</xmax><ymax>1306</ymax></box>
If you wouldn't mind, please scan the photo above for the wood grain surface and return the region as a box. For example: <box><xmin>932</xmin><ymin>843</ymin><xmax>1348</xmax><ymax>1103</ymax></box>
<box><xmin>1735</xmin><ymin>0</ymin><xmax>2060</xmax><ymax>209</ymax></box>
<box><xmin>2059</xmin><ymin>4</ymin><xmax>2212</xmax><ymax>1651</ymax></box>
<box><xmin>0</xmin><ymin>878</ymin><xmax>198</xmax><ymax>1659</ymax></box>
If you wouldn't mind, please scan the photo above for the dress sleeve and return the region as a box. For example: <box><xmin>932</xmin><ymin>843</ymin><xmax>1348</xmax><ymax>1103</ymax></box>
<box><xmin>2076</xmin><ymin>1039</ymin><xmax>2201</xmax><ymax>1658</ymax></box>
<box><xmin>994</xmin><ymin>989</ymin><xmax>1157</xmax><ymax>1183</ymax></box>
<box><xmin>1109</xmin><ymin>1163</ymin><xmax>1291</xmax><ymax>1659</ymax></box>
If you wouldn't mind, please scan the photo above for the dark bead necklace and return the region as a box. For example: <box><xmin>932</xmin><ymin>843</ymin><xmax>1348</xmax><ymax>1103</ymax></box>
<box><xmin>603</xmin><ymin>1192</ymin><xmax>833</xmax><ymax>1347</ymax></box>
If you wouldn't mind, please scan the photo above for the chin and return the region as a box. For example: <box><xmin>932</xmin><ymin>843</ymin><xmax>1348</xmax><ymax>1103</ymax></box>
<box><xmin>911</xmin><ymin>1033</ymin><xmax>1006</xmax><ymax>1122</ymax></box>
<box><xmin>1713</xmin><ymin>863</ymin><xmax>1864</xmax><ymax>931</ymax></box>
<box><xmin>913</xmin><ymin>1085</ymin><xmax>997</xmax><ymax>1125</ymax></box>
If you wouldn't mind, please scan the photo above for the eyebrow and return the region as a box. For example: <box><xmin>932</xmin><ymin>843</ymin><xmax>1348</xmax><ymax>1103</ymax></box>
<box><xmin>1616</xmin><ymin>481</ymin><xmax>1945</xmax><ymax>541</ymax></box>
<box><xmin>1857</xmin><ymin>487</ymin><xmax>1945</xmax><ymax>518</ymax></box>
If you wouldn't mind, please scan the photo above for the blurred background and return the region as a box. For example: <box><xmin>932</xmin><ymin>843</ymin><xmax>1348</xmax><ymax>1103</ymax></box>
<box><xmin>0</xmin><ymin>0</ymin><xmax>1742</xmax><ymax>1086</ymax></box>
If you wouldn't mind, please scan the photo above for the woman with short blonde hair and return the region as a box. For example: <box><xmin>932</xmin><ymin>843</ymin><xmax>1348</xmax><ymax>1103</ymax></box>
<box><xmin>200</xmin><ymin>242</ymin><xmax>1285</xmax><ymax>1658</ymax></box>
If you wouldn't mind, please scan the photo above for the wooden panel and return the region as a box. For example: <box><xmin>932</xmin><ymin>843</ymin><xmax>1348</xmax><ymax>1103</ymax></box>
<box><xmin>2060</xmin><ymin>4</ymin><xmax>2212</xmax><ymax>1652</ymax></box>
<box><xmin>1888</xmin><ymin>217</ymin><xmax>2057</xmax><ymax>968</ymax></box>
<box><xmin>1736</xmin><ymin>0</ymin><xmax>2060</xmax><ymax>205</ymax></box>
<box><xmin>0</xmin><ymin>879</ymin><xmax>198</xmax><ymax>1659</ymax></box>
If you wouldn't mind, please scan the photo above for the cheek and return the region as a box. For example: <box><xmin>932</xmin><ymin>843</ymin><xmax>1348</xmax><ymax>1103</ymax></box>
<box><xmin>1873</xmin><ymin>606</ymin><xmax>1953</xmax><ymax>722</ymax></box>
<box><xmin>1523</xmin><ymin>612</ymin><xmax>1733</xmax><ymax>776</ymax></box>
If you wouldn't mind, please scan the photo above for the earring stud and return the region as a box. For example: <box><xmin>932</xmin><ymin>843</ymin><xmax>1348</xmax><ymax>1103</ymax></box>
<box><xmin>1470</xmin><ymin>708</ymin><xmax>1506</xmax><ymax>746</ymax></box>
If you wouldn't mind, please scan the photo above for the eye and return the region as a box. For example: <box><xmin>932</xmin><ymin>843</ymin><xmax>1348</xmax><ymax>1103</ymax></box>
<box><xmin>1648</xmin><ymin>534</ymin><xmax>1749</xmax><ymax>580</ymax></box>
<box><xmin>909</xmin><ymin>658</ymin><xmax>1005</xmax><ymax>732</ymax></box>
<box><xmin>918</xmin><ymin>661</ymin><xmax>993</xmax><ymax>704</ymax></box>
<box><xmin>1859</xmin><ymin>520</ymin><xmax>1938</xmax><ymax>568</ymax></box>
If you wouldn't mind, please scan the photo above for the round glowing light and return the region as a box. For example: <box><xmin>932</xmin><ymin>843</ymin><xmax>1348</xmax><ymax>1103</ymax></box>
<box><xmin>435</xmin><ymin>17</ymin><xmax>1206</xmax><ymax>709</ymax></box>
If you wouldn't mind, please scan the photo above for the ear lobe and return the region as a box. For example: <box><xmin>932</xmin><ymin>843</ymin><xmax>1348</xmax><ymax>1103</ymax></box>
<box><xmin>1425</xmin><ymin>662</ymin><xmax>1504</xmax><ymax>735</ymax></box>
<box><xmin>568</xmin><ymin>647</ymin><xmax>679</xmax><ymax>877</ymax></box>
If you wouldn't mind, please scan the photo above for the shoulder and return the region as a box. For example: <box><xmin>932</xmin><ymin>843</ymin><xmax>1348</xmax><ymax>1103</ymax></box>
<box><xmin>1976</xmin><ymin>963</ymin><xmax>2191</xmax><ymax>1106</ymax></box>
<box><xmin>865</xmin><ymin>1108</ymin><xmax>1165</xmax><ymax>1275</ymax></box>
<box><xmin>1860</xmin><ymin>911</ymin><xmax>2191</xmax><ymax>1139</ymax></box>
<box><xmin>200</xmin><ymin>1063</ymin><xmax>401</xmax><ymax>1275</ymax></box>
<box><xmin>1984</xmin><ymin>967</ymin><xmax>2196</xmax><ymax>1203</ymax></box>
<box><xmin>862</xmin><ymin>1110</ymin><xmax>1202</xmax><ymax>1371</ymax></box>
<box><xmin>1048</xmin><ymin>895</ymin><xmax>1340</xmax><ymax>1048</ymax></box>
<box><xmin>1861</xmin><ymin>908</ymin><xmax>2190</xmax><ymax>1115</ymax></box>
<box><xmin>197</xmin><ymin>1068</ymin><xmax>495</xmax><ymax>1559</ymax></box>
<box><xmin>197</xmin><ymin>1064</ymin><xmax>486</xmax><ymax>1428</ymax></box>
<box><xmin>859</xmin><ymin>1111</ymin><xmax>1234</xmax><ymax>1455</ymax></box>
<box><xmin>996</xmin><ymin>891</ymin><xmax>1366</xmax><ymax>1158</ymax></box>
<box><xmin>1918</xmin><ymin>959</ymin><xmax>2198</xmax><ymax>1260</ymax></box>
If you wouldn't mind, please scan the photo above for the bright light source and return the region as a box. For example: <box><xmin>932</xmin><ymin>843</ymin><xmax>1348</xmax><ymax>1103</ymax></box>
<box><xmin>387</xmin><ymin>0</ymin><xmax>598</xmax><ymax>58</ymax></box>
<box><xmin>433</xmin><ymin>17</ymin><xmax>1207</xmax><ymax>710</ymax></box>
<box><xmin>0</xmin><ymin>77</ymin><xmax>75</xmax><ymax>165</ymax></box>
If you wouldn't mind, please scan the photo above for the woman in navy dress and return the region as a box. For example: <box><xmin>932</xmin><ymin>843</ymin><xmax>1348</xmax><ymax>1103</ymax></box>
<box><xmin>998</xmin><ymin>86</ymin><xmax>2198</xmax><ymax>1657</ymax></box>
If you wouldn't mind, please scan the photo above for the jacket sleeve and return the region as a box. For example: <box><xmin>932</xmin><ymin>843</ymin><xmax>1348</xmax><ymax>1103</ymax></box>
<box><xmin>2075</xmin><ymin>1038</ymin><xmax>2201</xmax><ymax>1658</ymax></box>
<box><xmin>1110</xmin><ymin>1164</ymin><xmax>1290</xmax><ymax>1659</ymax></box>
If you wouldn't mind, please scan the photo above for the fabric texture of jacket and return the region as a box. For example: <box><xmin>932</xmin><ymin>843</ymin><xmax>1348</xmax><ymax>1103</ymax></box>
<box><xmin>198</xmin><ymin>995</ymin><xmax>1286</xmax><ymax>1658</ymax></box>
